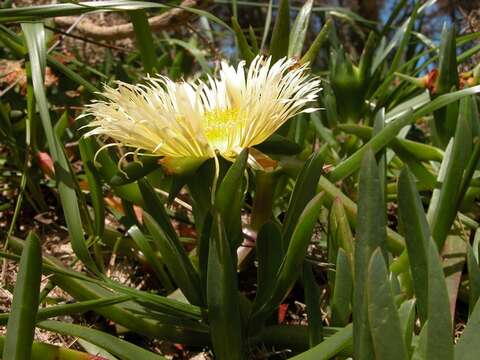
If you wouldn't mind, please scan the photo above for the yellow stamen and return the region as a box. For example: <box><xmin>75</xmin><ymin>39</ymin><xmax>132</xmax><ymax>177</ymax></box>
<box><xmin>204</xmin><ymin>108</ymin><xmax>242</xmax><ymax>156</ymax></box>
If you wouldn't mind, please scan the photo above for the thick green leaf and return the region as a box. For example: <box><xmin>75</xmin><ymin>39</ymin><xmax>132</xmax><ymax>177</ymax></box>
<box><xmin>128</xmin><ymin>225</ymin><xmax>175</xmax><ymax>291</ymax></box>
<box><xmin>258</xmin><ymin>324</ymin><xmax>349</xmax><ymax>351</ymax></box>
<box><xmin>432</xmin><ymin>25</ymin><xmax>459</xmax><ymax>146</ymax></box>
<box><xmin>137</xmin><ymin>179</ymin><xmax>181</xmax><ymax>245</ymax></box>
<box><xmin>3</xmin><ymin>232</ymin><xmax>42</xmax><ymax>360</ymax></box>
<box><xmin>394</xmin><ymin>153</ymin><xmax>437</xmax><ymax>191</ymax></box>
<box><xmin>22</xmin><ymin>22</ymin><xmax>97</xmax><ymax>270</ymax></box>
<box><xmin>397</xmin><ymin>168</ymin><xmax>429</xmax><ymax>322</ymax></box>
<box><xmin>257</xmin><ymin>192</ymin><xmax>325</xmax><ymax>320</ymax></box>
<box><xmin>367</xmin><ymin>249</ymin><xmax>408</xmax><ymax>360</ymax></box>
<box><xmin>353</xmin><ymin>150</ymin><xmax>387</xmax><ymax>360</ymax></box>
<box><xmin>358</xmin><ymin>31</ymin><xmax>376</xmax><ymax>83</ymax></box>
<box><xmin>436</xmin><ymin>24</ymin><xmax>459</xmax><ymax>94</ymax></box>
<box><xmin>455</xmin><ymin>298</ymin><xmax>480</xmax><ymax>360</ymax></box>
<box><xmin>330</xmin><ymin>198</ymin><xmax>354</xmax><ymax>258</ymax></box>
<box><xmin>232</xmin><ymin>17</ymin><xmax>255</xmax><ymax>63</ymax></box>
<box><xmin>54</xmin><ymin>111</ymin><xmax>68</xmax><ymax>140</ymax></box>
<box><xmin>428</xmin><ymin>99</ymin><xmax>472</xmax><ymax>249</ymax></box>
<box><xmin>468</xmin><ymin>96</ymin><xmax>480</xmax><ymax>138</ymax></box>
<box><xmin>215</xmin><ymin>149</ymin><xmax>248</xmax><ymax>250</ymax></box>
<box><xmin>288</xmin><ymin>0</ymin><xmax>313</xmax><ymax>57</ymax></box>
<box><xmin>328</xmin><ymin>198</ymin><xmax>354</xmax><ymax>300</ymax></box>
<box><xmin>78</xmin><ymin>137</ymin><xmax>105</xmax><ymax>238</ymax></box>
<box><xmin>320</xmin><ymin>83</ymin><xmax>339</xmax><ymax>128</ymax></box>
<box><xmin>411</xmin><ymin>320</ymin><xmax>428</xmax><ymax>360</ymax></box>
<box><xmin>282</xmin><ymin>147</ymin><xmax>326</xmax><ymax>248</ymax></box>
<box><xmin>269</xmin><ymin>0</ymin><xmax>290</xmax><ymax>61</ymax></box>
<box><xmin>466</xmin><ymin>243</ymin><xmax>480</xmax><ymax>316</ymax></box>
<box><xmin>78</xmin><ymin>339</ymin><xmax>116</xmax><ymax>360</ymax></box>
<box><xmin>0</xmin><ymin>295</ymin><xmax>131</xmax><ymax>325</ymax></box>
<box><xmin>247</xmin><ymin>25</ymin><xmax>259</xmax><ymax>53</ymax></box>
<box><xmin>252</xmin><ymin>221</ymin><xmax>283</xmax><ymax>313</ymax></box>
<box><xmin>373</xmin><ymin>109</ymin><xmax>387</xmax><ymax>204</ymax></box>
<box><xmin>288</xmin><ymin>323</ymin><xmax>353</xmax><ymax>360</ymax></box>
<box><xmin>251</xmin><ymin>171</ymin><xmax>277</xmax><ymax>231</ymax></box>
<box><xmin>207</xmin><ymin>213</ymin><xmax>243</xmax><ymax>360</ymax></box>
<box><xmin>443</xmin><ymin>236</ymin><xmax>466</xmax><ymax>323</ymax></box>
<box><xmin>36</xmin><ymin>295</ymin><xmax>123</xmax><ymax>320</ymax></box>
<box><xmin>38</xmin><ymin>320</ymin><xmax>166</xmax><ymax>360</ymax></box>
<box><xmin>425</xmin><ymin>240</ymin><xmax>454</xmax><ymax>360</ymax></box>
<box><xmin>330</xmin><ymin>248</ymin><xmax>353</xmax><ymax>327</ymax></box>
<box><xmin>129</xmin><ymin>9</ymin><xmax>158</xmax><ymax>73</ymax></box>
<box><xmin>187</xmin><ymin>160</ymin><xmax>214</xmax><ymax>232</ymax></box>
<box><xmin>143</xmin><ymin>212</ymin><xmax>203</xmax><ymax>306</ymax></box>
<box><xmin>458</xmin><ymin>98</ymin><xmax>480</xmax><ymax>200</ymax></box>
<box><xmin>197</xmin><ymin>211</ymin><xmax>212</xmax><ymax>297</ymax></box>
<box><xmin>301</xmin><ymin>18</ymin><xmax>332</xmax><ymax>64</ymax></box>
<box><xmin>303</xmin><ymin>263</ymin><xmax>323</xmax><ymax>346</ymax></box>
<box><xmin>398</xmin><ymin>299</ymin><xmax>416</xmax><ymax>355</ymax></box>
<box><xmin>311</xmin><ymin>111</ymin><xmax>337</xmax><ymax>146</ymax></box>
<box><xmin>386</xmin><ymin>91</ymin><xmax>431</xmax><ymax>119</ymax></box>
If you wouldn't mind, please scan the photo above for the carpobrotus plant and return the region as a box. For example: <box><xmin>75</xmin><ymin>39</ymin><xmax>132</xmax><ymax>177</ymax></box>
<box><xmin>5</xmin><ymin>1</ymin><xmax>480</xmax><ymax>359</ymax></box>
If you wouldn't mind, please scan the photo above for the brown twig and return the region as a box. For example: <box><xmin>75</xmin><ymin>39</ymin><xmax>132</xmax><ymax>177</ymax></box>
<box><xmin>53</xmin><ymin>0</ymin><xmax>213</xmax><ymax>41</ymax></box>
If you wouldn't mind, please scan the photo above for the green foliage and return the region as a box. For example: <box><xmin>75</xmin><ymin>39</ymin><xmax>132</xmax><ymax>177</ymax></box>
<box><xmin>3</xmin><ymin>232</ymin><xmax>42</xmax><ymax>360</ymax></box>
<box><xmin>207</xmin><ymin>212</ymin><xmax>243</xmax><ymax>359</ymax></box>
<box><xmin>367</xmin><ymin>249</ymin><xmax>408</xmax><ymax>360</ymax></box>
<box><xmin>1</xmin><ymin>1</ymin><xmax>480</xmax><ymax>359</ymax></box>
<box><xmin>397</xmin><ymin>168</ymin><xmax>429</xmax><ymax>321</ymax></box>
<box><xmin>269</xmin><ymin>0</ymin><xmax>290</xmax><ymax>61</ymax></box>
<box><xmin>353</xmin><ymin>150</ymin><xmax>387</xmax><ymax>359</ymax></box>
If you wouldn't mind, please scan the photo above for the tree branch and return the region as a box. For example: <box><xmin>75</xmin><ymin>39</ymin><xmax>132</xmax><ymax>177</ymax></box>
<box><xmin>53</xmin><ymin>0</ymin><xmax>212</xmax><ymax>41</ymax></box>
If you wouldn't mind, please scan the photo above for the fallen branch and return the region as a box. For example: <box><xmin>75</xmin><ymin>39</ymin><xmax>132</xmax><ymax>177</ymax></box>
<box><xmin>53</xmin><ymin>0</ymin><xmax>212</xmax><ymax>41</ymax></box>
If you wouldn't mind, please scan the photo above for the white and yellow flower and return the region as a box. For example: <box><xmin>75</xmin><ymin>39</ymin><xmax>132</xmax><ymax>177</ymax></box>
<box><xmin>83</xmin><ymin>55</ymin><xmax>321</xmax><ymax>173</ymax></box>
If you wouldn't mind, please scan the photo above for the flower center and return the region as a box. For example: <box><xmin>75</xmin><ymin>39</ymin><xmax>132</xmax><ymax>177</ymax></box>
<box><xmin>203</xmin><ymin>108</ymin><xmax>242</xmax><ymax>155</ymax></box>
